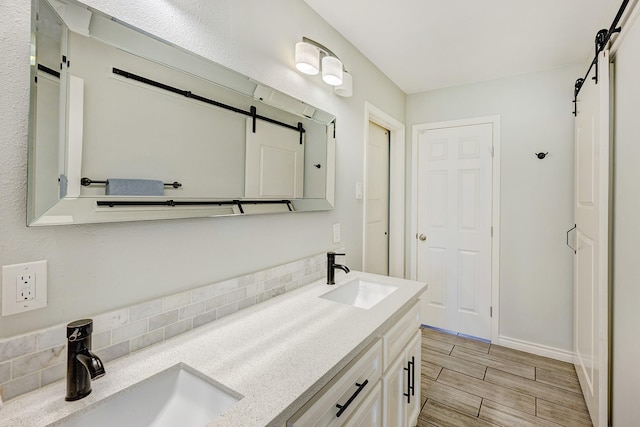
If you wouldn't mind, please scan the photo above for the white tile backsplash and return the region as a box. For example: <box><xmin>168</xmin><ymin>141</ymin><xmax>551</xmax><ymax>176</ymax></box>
<box><xmin>111</xmin><ymin>320</ymin><xmax>148</xmax><ymax>344</ymax></box>
<box><xmin>192</xmin><ymin>309</ymin><xmax>217</xmax><ymax>329</ymax></box>
<box><xmin>164</xmin><ymin>319</ymin><xmax>192</xmax><ymax>340</ymax></box>
<box><xmin>0</xmin><ymin>335</ymin><xmax>37</xmax><ymax>363</ymax></box>
<box><xmin>92</xmin><ymin>331</ymin><xmax>111</xmax><ymax>351</ymax></box>
<box><xmin>36</xmin><ymin>326</ymin><xmax>66</xmax><ymax>350</ymax></box>
<box><xmin>96</xmin><ymin>341</ymin><xmax>129</xmax><ymax>363</ymax></box>
<box><xmin>92</xmin><ymin>309</ymin><xmax>128</xmax><ymax>333</ymax></box>
<box><xmin>178</xmin><ymin>302</ymin><xmax>204</xmax><ymax>320</ymax></box>
<box><xmin>11</xmin><ymin>346</ymin><xmax>65</xmax><ymax>378</ymax></box>
<box><xmin>0</xmin><ymin>362</ymin><xmax>11</xmax><ymax>383</ymax></box>
<box><xmin>2</xmin><ymin>373</ymin><xmax>39</xmax><ymax>401</ymax></box>
<box><xmin>40</xmin><ymin>363</ymin><xmax>65</xmax><ymax>387</ymax></box>
<box><xmin>129</xmin><ymin>299</ymin><xmax>162</xmax><ymax>322</ymax></box>
<box><xmin>130</xmin><ymin>329</ymin><xmax>163</xmax><ymax>352</ymax></box>
<box><xmin>148</xmin><ymin>311</ymin><xmax>179</xmax><ymax>331</ymax></box>
<box><xmin>0</xmin><ymin>251</ymin><xmax>329</xmax><ymax>402</ymax></box>
<box><xmin>162</xmin><ymin>291</ymin><xmax>191</xmax><ymax>311</ymax></box>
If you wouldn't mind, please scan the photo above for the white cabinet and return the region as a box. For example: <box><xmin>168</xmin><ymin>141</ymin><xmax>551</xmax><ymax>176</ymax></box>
<box><xmin>382</xmin><ymin>303</ymin><xmax>422</xmax><ymax>427</ymax></box>
<box><xmin>287</xmin><ymin>339</ymin><xmax>382</xmax><ymax>427</ymax></box>
<box><xmin>288</xmin><ymin>300</ymin><xmax>422</xmax><ymax>427</ymax></box>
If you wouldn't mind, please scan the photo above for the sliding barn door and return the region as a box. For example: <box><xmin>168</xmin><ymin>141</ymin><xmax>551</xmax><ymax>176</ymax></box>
<box><xmin>573</xmin><ymin>49</ymin><xmax>610</xmax><ymax>427</ymax></box>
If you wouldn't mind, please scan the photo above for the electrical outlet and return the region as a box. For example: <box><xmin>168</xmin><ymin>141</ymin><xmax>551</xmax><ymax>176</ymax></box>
<box><xmin>17</xmin><ymin>273</ymin><xmax>36</xmax><ymax>301</ymax></box>
<box><xmin>2</xmin><ymin>261</ymin><xmax>47</xmax><ymax>316</ymax></box>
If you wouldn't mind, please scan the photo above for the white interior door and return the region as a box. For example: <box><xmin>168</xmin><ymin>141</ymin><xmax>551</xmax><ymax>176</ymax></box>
<box><xmin>365</xmin><ymin>121</ymin><xmax>390</xmax><ymax>276</ymax></box>
<box><xmin>416</xmin><ymin>123</ymin><xmax>493</xmax><ymax>340</ymax></box>
<box><xmin>573</xmin><ymin>50</ymin><xmax>610</xmax><ymax>427</ymax></box>
<box><xmin>245</xmin><ymin>118</ymin><xmax>304</xmax><ymax>199</ymax></box>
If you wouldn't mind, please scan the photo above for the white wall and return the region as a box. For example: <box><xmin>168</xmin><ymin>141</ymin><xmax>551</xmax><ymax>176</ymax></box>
<box><xmin>611</xmin><ymin>11</ymin><xmax>640</xmax><ymax>425</ymax></box>
<box><xmin>0</xmin><ymin>0</ymin><xmax>405</xmax><ymax>338</ymax></box>
<box><xmin>406</xmin><ymin>65</ymin><xmax>581</xmax><ymax>351</ymax></box>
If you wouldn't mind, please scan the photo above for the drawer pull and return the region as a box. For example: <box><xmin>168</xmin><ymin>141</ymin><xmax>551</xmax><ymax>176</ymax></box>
<box><xmin>335</xmin><ymin>379</ymin><xmax>369</xmax><ymax>417</ymax></box>
<box><xmin>410</xmin><ymin>356</ymin><xmax>416</xmax><ymax>396</ymax></box>
<box><xmin>403</xmin><ymin>357</ymin><xmax>415</xmax><ymax>404</ymax></box>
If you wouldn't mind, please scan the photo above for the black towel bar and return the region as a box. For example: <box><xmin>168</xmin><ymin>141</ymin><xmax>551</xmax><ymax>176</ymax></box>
<box><xmin>95</xmin><ymin>199</ymin><xmax>293</xmax><ymax>213</ymax></box>
<box><xmin>81</xmin><ymin>177</ymin><xmax>182</xmax><ymax>189</ymax></box>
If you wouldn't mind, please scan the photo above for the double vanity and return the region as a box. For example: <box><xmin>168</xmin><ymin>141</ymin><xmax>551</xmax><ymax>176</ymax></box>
<box><xmin>0</xmin><ymin>271</ymin><xmax>427</xmax><ymax>426</ymax></box>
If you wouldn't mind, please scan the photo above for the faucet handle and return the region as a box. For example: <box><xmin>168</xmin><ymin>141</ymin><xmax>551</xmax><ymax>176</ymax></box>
<box><xmin>67</xmin><ymin>319</ymin><xmax>93</xmax><ymax>341</ymax></box>
<box><xmin>329</xmin><ymin>252</ymin><xmax>345</xmax><ymax>256</ymax></box>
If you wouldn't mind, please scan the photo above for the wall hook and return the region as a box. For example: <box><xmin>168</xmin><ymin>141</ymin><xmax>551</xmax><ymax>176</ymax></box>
<box><xmin>535</xmin><ymin>152</ymin><xmax>549</xmax><ymax>159</ymax></box>
<box><xmin>314</xmin><ymin>164</ymin><xmax>322</xmax><ymax>169</ymax></box>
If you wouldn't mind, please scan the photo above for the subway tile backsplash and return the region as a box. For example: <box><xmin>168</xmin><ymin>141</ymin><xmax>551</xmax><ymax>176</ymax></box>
<box><xmin>0</xmin><ymin>251</ymin><xmax>327</xmax><ymax>402</ymax></box>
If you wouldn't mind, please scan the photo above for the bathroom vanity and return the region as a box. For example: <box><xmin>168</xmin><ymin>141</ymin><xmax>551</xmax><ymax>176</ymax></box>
<box><xmin>0</xmin><ymin>272</ymin><xmax>427</xmax><ymax>426</ymax></box>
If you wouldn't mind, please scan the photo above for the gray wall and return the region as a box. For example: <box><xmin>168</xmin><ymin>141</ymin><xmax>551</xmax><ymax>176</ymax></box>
<box><xmin>406</xmin><ymin>65</ymin><xmax>581</xmax><ymax>351</ymax></box>
<box><xmin>612</xmin><ymin>13</ymin><xmax>640</xmax><ymax>425</ymax></box>
<box><xmin>0</xmin><ymin>0</ymin><xmax>406</xmax><ymax>338</ymax></box>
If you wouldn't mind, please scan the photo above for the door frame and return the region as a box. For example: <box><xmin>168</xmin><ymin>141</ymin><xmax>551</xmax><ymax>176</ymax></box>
<box><xmin>410</xmin><ymin>115</ymin><xmax>501</xmax><ymax>342</ymax></box>
<box><xmin>363</xmin><ymin>102</ymin><xmax>405</xmax><ymax>278</ymax></box>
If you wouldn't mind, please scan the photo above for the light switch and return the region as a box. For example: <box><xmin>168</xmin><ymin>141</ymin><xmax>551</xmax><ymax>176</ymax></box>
<box><xmin>333</xmin><ymin>223</ymin><xmax>341</xmax><ymax>243</ymax></box>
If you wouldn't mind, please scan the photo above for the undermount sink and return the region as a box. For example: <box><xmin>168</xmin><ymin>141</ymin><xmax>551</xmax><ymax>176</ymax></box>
<box><xmin>53</xmin><ymin>364</ymin><xmax>241</xmax><ymax>427</ymax></box>
<box><xmin>320</xmin><ymin>277</ymin><xmax>399</xmax><ymax>309</ymax></box>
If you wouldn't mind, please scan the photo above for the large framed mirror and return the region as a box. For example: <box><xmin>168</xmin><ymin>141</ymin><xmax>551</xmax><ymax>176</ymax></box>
<box><xmin>27</xmin><ymin>0</ymin><xmax>336</xmax><ymax>226</ymax></box>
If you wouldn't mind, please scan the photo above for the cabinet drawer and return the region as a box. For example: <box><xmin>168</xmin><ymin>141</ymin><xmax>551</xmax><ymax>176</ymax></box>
<box><xmin>344</xmin><ymin>381</ymin><xmax>382</xmax><ymax>427</ymax></box>
<box><xmin>288</xmin><ymin>339</ymin><xmax>383</xmax><ymax>427</ymax></box>
<box><xmin>382</xmin><ymin>301</ymin><xmax>420</xmax><ymax>371</ymax></box>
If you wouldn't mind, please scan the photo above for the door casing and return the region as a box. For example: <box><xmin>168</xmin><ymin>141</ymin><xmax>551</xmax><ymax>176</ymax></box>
<box><xmin>411</xmin><ymin>115</ymin><xmax>501</xmax><ymax>342</ymax></box>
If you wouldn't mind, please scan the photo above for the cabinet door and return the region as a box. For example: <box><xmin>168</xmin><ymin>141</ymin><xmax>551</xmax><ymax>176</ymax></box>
<box><xmin>382</xmin><ymin>331</ymin><xmax>422</xmax><ymax>427</ymax></box>
<box><xmin>382</xmin><ymin>355</ymin><xmax>406</xmax><ymax>427</ymax></box>
<box><xmin>405</xmin><ymin>332</ymin><xmax>422</xmax><ymax>426</ymax></box>
<box><xmin>345</xmin><ymin>382</ymin><xmax>382</xmax><ymax>427</ymax></box>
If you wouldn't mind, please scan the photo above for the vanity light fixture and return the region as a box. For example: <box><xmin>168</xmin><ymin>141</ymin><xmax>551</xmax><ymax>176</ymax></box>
<box><xmin>295</xmin><ymin>37</ymin><xmax>353</xmax><ymax>97</ymax></box>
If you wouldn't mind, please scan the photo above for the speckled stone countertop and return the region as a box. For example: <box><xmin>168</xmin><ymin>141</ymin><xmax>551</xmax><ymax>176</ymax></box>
<box><xmin>0</xmin><ymin>271</ymin><xmax>427</xmax><ymax>427</ymax></box>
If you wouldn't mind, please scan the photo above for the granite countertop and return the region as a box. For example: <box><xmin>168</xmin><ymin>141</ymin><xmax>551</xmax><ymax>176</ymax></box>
<box><xmin>0</xmin><ymin>271</ymin><xmax>427</xmax><ymax>427</ymax></box>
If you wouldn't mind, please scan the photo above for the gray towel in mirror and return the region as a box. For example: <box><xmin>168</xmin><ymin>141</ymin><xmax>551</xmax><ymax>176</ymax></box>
<box><xmin>105</xmin><ymin>179</ymin><xmax>164</xmax><ymax>196</ymax></box>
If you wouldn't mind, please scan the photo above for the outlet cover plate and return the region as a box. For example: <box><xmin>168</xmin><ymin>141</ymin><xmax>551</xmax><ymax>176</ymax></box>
<box><xmin>2</xmin><ymin>260</ymin><xmax>48</xmax><ymax>316</ymax></box>
<box><xmin>333</xmin><ymin>223</ymin><xmax>341</xmax><ymax>243</ymax></box>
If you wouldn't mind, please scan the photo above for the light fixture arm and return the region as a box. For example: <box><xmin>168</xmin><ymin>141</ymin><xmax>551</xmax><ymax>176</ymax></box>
<box><xmin>302</xmin><ymin>37</ymin><xmax>349</xmax><ymax>72</ymax></box>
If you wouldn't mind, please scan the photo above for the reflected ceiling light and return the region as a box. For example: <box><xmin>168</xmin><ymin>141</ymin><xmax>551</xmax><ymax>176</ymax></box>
<box><xmin>294</xmin><ymin>37</ymin><xmax>352</xmax><ymax>97</ymax></box>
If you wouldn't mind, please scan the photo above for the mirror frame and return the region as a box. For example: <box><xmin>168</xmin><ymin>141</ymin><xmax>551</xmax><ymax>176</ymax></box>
<box><xmin>27</xmin><ymin>0</ymin><xmax>336</xmax><ymax>226</ymax></box>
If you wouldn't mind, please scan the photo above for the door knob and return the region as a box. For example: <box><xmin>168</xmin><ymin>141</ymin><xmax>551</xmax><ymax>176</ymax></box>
<box><xmin>418</xmin><ymin>234</ymin><xmax>426</xmax><ymax>241</ymax></box>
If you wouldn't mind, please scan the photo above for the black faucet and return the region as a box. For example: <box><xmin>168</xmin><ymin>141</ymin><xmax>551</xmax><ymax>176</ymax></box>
<box><xmin>65</xmin><ymin>319</ymin><xmax>105</xmax><ymax>401</ymax></box>
<box><xmin>327</xmin><ymin>252</ymin><xmax>350</xmax><ymax>285</ymax></box>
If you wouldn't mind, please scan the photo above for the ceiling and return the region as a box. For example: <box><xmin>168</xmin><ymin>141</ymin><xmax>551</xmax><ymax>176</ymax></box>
<box><xmin>303</xmin><ymin>0</ymin><xmax>622</xmax><ymax>94</ymax></box>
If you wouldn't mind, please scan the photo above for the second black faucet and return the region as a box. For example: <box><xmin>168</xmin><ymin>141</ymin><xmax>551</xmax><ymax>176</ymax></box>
<box><xmin>327</xmin><ymin>252</ymin><xmax>350</xmax><ymax>284</ymax></box>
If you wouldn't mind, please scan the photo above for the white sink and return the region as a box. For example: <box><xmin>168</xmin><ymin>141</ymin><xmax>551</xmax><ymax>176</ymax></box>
<box><xmin>53</xmin><ymin>364</ymin><xmax>241</xmax><ymax>427</ymax></box>
<box><xmin>320</xmin><ymin>277</ymin><xmax>399</xmax><ymax>309</ymax></box>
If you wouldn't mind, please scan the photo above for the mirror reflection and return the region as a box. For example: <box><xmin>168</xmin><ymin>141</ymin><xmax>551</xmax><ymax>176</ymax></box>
<box><xmin>28</xmin><ymin>0</ymin><xmax>336</xmax><ymax>226</ymax></box>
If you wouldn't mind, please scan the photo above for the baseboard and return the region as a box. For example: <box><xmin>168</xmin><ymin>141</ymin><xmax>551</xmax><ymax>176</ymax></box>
<box><xmin>497</xmin><ymin>335</ymin><xmax>575</xmax><ymax>364</ymax></box>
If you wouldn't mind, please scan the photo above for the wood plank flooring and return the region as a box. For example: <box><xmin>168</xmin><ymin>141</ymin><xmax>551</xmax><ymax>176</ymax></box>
<box><xmin>417</xmin><ymin>327</ymin><xmax>593</xmax><ymax>427</ymax></box>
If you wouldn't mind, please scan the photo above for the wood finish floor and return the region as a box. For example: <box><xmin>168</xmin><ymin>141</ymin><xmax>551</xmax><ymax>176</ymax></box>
<box><xmin>417</xmin><ymin>327</ymin><xmax>593</xmax><ymax>427</ymax></box>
